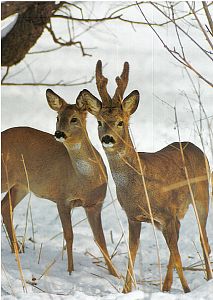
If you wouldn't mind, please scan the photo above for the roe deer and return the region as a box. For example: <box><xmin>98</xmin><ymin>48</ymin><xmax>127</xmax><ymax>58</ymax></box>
<box><xmin>77</xmin><ymin>60</ymin><xmax>212</xmax><ymax>293</ymax></box>
<box><xmin>1</xmin><ymin>88</ymin><xmax>118</xmax><ymax>277</ymax></box>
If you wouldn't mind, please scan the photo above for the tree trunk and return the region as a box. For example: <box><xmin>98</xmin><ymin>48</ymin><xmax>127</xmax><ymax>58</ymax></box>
<box><xmin>1</xmin><ymin>1</ymin><xmax>60</xmax><ymax>67</ymax></box>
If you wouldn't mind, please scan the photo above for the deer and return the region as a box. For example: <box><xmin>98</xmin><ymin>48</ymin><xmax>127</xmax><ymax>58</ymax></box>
<box><xmin>1</xmin><ymin>88</ymin><xmax>118</xmax><ymax>277</ymax></box>
<box><xmin>77</xmin><ymin>60</ymin><xmax>213</xmax><ymax>293</ymax></box>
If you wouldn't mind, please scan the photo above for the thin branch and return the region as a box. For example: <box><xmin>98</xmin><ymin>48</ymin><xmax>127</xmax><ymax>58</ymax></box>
<box><xmin>1</xmin><ymin>67</ymin><xmax>10</xmax><ymax>83</ymax></box>
<box><xmin>60</xmin><ymin>1</ymin><xmax>84</xmax><ymax>18</ymax></box>
<box><xmin>187</xmin><ymin>2</ymin><xmax>213</xmax><ymax>50</ymax></box>
<box><xmin>170</xmin><ymin>3</ymin><xmax>185</xmax><ymax>59</ymax></box>
<box><xmin>52</xmin><ymin>14</ymin><xmax>122</xmax><ymax>22</ymax></box>
<box><xmin>136</xmin><ymin>2</ymin><xmax>213</xmax><ymax>87</ymax></box>
<box><xmin>202</xmin><ymin>1</ymin><xmax>213</xmax><ymax>34</ymax></box>
<box><xmin>150</xmin><ymin>2</ymin><xmax>213</xmax><ymax>61</ymax></box>
<box><xmin>45</xmin><ymin>24</ymin><xmax>91</xmax><ymax>57</ymax></box>
<box><xmin>1</xmin><ymin>76</ymin><xmax>95</xmax><ymax>87</ymax></box>
<box><xmin>29</xmin><ymin>46</ymin><xmax>63</xmax><ymax>55</ymax></box>
<box><xmin>52</xmin><ymin>12</ymin><xmax>196</xmax><ymax>27</ymax></box>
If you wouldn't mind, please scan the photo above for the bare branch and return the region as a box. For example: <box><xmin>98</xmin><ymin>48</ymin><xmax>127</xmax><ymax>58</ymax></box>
<box><xmin>1</xmin><ymin>67</ymin><xmax>10</xmax><ymax>83</ymax></box>
<box><xmin>45</xmin><ymin>24</ymin><xmax>91</xmax><ymax>57</ymax></box>
<box><xmin>187</xmin><ymin>2</ymin><xmax>213</xmax><ymax>50</ymax></box>
<box><xmin>136</xmin><ymin>2</ymin><xmax>213</xmax><ymax>87</ymax></box>
<box><xmin>29</xmin><ymin>46</ymin><xmax>63</xmax><ymax>55</ymax></box>
<box><xmin>150</xmin><ymin>2</ymin><xmax>213</xmax><ymax>61</ymax></box>
<box><xmin>1</xmin><ymin>2</ymin><xmax>62</xmax><ymax>67</ymax></box>
<box><xmin>202</xmin><ymin>1</ymin><xmax>213</xmax><ymax>35</ymax></box>
<box><xmin>170</xmin><ymin>3</ymin><xmax>185</xmax><ymax>59</ymax></box>
<box><xmin>1</xmin><ymin>76</ymin><xmax>95</xmax><ymax>87</ymax></box>
<box><xmin>52</xmin><ymin>14</ymin><xmax>123</xmax><ymax>23</ymax></box>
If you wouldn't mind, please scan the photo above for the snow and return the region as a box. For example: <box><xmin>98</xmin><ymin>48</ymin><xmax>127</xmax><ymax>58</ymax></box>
<box><xmin>1</xmin><ymin>14</ymin><xmax>18</xmax><ymax>39</ymax></box>
<box><xmin>1</xmin><ymin>2</ymin><xmax>213</xmax><ymax>300</ymax></box>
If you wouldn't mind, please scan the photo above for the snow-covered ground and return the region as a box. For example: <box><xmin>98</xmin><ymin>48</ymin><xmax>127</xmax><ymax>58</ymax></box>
<box><xmin>1</xmin><ymin>2</ymin><xmax>213</xmax><ymax>299</ymax></box>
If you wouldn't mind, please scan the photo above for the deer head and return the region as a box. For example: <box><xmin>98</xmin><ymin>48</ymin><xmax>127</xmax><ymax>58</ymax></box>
<box><xmin>46</xmin><ymin>89</ymin><xmax>87</xmax><ymax>145</ymax></box>
<box><xmin>77</xmin><ymin>60</ymin><xmax>140</xmax><ymax>153</ymax></box>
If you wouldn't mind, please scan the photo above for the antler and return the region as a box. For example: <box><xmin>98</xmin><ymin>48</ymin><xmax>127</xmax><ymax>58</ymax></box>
<box><xmin>112</xmin><ymin>62</ymin><xmax>129</xmax><ymax>105</ymax></box>
<box><xmin>96</xmin><ymin>60</ymin><xmax>111</xmax><ymax>107</ymax></box>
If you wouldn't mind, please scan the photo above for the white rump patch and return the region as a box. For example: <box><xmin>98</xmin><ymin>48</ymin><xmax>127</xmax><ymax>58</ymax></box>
<box><xmin>102</xmin><ymin>142</ymin><xmax>114</xmax><ymax>148</ymax></box>
<box><xmin>112</xmin><ymin>172</ymin><xmax>127</xmax><ymax>186</ymax></box>
<box><xmin>75</xmin><ymin>160</ymin><xmax>93</xmax><ymax>176</ymax></box>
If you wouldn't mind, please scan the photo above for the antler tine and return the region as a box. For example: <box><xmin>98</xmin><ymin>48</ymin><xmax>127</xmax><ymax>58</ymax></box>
<box><xmin>113</xmin><ymin>62</ymin><xmax>129</xmax><ymax>105</ymax></box>
<box><xmin>96</xmin><ymin>60</ymin><xmax>111</xmax><ymax>107</ymax></box>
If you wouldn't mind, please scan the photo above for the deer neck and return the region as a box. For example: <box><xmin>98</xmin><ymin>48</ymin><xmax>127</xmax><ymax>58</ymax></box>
<box><xmin>63</xmin><ymin>133</ymin><xmax>104</xmax><ymax>179</ymax></box>
<box><xmin>105</xmin><ymin>130</ymin><xmax>142</xmax><ymax>177</ymax></box>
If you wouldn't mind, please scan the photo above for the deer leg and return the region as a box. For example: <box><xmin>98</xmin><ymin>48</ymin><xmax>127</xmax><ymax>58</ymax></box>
<box><xmin>162</xmin><ymin>219</ymin><xmax>180</xmax><ymax>292</ymax></box>
<box><xmin>163</xmin><ymin>219</ymin><xmax>190</xmax><ymax>293</ymax></box>
<box><xmin>123</xmin><ymin>219</ymin><xmax>141</xmax><ymax>293</ymax></box>
<box><xmin>195</xmin><ymin>183</ymin><xmax>212</xmax><ymax>280</ymax></box>
<box><xmin>57</xmin><ymin>203</ymin><xmax>73</xmax><ymax>274</ymax></box>
<box><xmin>85</xmin><ymin>204</ymin><xmax>119</xmax><ymax>277</ymax></box>
<box><xmin>199</xmin><ymin>222</ymin><xmax>212</xmax><ymax>280</ymax></box>
<box><xmin>1</xmin><ymin>184</ymin><xmax>27</xmax><ymax>253</ymax></box>
<box><xmin>199</xmin><ymin>224</ymin><xmax>212</xmax><ymax>280</ymax></box>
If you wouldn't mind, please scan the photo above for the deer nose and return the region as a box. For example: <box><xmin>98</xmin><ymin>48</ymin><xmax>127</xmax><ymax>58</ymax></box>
<box><xmin>55</xmin><ymin>131</ymin><xmax>66</xmax><ymax>139</ymax></box>
<box><xmin>101</xmin><ymin>135</ymin><xmax>115</xmax><ymax>145</ymax></box>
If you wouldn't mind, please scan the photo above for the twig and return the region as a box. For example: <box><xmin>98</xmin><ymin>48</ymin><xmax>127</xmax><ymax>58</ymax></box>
<box><xmin>111</xmin><ymin>233</ymin><xmax>124</xmax><ymax>260</ymax></box>
<box><xmin>26</xmin><ymin>280</ymin><xmax>71</xmax><ymax>295</ymax></box>
<box><xmin>29</xmin><ymin>205</ymin><xmax>35</xmax><ymax>250</ymax></box>
<box><xmin>150</xmin><ymin>2</ymin><xmax>213</xmax><ymax>61</ymax></box>
<box><xmin>187</xmin><ymin>2</ymin><xmax>213</xmax><ymax>50</ymax></box>
<box><xmin>29</xmin><ymin>46</ymin><xmax>63</xmax><ymax>54</ymax></box>
<box><xmin>38</xmin><ymin>259</ymin><xmax>57</xmax><ymax>280</ymax></box>
<box><xmin>1</xmin><ymin>220</ymin><xmax>12</xmax><ymax>249</ymax></box>
<box><xmin>1</xmin><ymin>155</ymin><xmax>27</xmax><ymax>292</ymax></box>
<box><xmin>94</xmin><ymin>240</ymin><xmax>120</xmax><ymax>277</ymax></box>
<box><xmin>174</xmin><ymin>108</ymin><xmax>213</xmax><ymax>280</ymax></box>
<box><xmin>1</xmin><ymin>67</ymin><xmax>10</xmax><ymax>84</ymax></box>
<box><xmin>37</xmin><ymin>243</ymin><xmax>43</xmax><ymax>265</ymax></box>
<box><xmin>85</xmin><ymin>250</ymin><xmax>102</xmax><ymax>264</ymax></box>
<box><xmin>90</xmin><ymin>272</ymin><xmax>120</xmax><ymax>292</ymax></box>
<box><xmin>110</xmin><ymin>230</ymin><xmax>114</xmax><ymax>244</ymax></box>
<box><xmin>192</xmin><ymin>241</ymin><xmax>206</xmax><ymax>278</ymax></box>
<box><xmin>1</xmin><ymin>76</ymin><xmax>95</xmax><ymax>87</ymax></box>
<box><xmin>136</xmin><ymin>2</ymin><xmax>213</xmax><ymax>87</ymax></box>
<box><xmin>183</xmin><ymin>68</ymin><xmax>213</xmax><ymax>161</ymax></box>
<box><xmin>202</xmin><ymin>1</ymin><xmax>213</xmax><ymax>34</ymax></box>
<box><xmin>45</xmin><ymin>23</ymin><xmax>91</xmax><ymax>57</ymax></box>
<box><xmin>21</xmin><ymin>154</ymin><xmax>32</xmax><ymax>252</ymax></box>
<box><xmin>131</xmin><ymin>132</ymin><xmax>163</xmax><ymax>291</ymax></box>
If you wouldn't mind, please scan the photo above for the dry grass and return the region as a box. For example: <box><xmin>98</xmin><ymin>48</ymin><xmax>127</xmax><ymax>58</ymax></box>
<box><xmin>2</xmin><ymin>86</ymin><xmax>212</xmax><ymax>295</ymax></box>
<box><xmin>174</xmin><ymin>107</ymin><xmax>213</xmax><ymax>280</ymax></box>
<box><xmin>1</xmin><ymin>155</ymin><xmax>28</xmax><ymax>293</ymax></box>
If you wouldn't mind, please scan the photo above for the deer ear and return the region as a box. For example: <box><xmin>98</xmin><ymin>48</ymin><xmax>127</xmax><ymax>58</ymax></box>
<box><xmin>78</xmin><ymin>89</ymin><xmax>102</xmax><ymax>116</ymax></box>
<box><xmin>122</xmin><ymin>90</ymin><xmax>139</xmax><ymax>115</ymax></box>
<box><xmin>46</xmin><ymin>89</ymin><xmax>67</xmax><ymax>111</ymax></box>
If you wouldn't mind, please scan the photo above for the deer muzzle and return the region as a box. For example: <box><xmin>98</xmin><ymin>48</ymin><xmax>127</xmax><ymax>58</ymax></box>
<box><xmin>101</xmin><ymin>135</ymin><xmax>116</xmax><ymax>148</ymax></box>
<box><xmin>55</xmin><ymin>130</ymin><xmax>66</xmax><ymax>142</ymax></box>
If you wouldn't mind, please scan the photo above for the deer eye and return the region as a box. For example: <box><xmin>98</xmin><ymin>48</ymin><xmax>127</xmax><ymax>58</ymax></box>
<box><xmin>56</xmin><ymin>116</ymin><xmax>59</xmax><ymax>122</ymax></box>
<box><xmin>117</xmin><ymin>121</ymin><xmax>123</xmax><ymax>127</ymax></box>
<box><xmin>98</xmin><ymin>121</ymin><xmax>102</xmax><ymax>127</ymax></box>
<box><xmin>71</xmin><ymin>117</ymin><xmax>78</xmax><ymax>123</ymax></box>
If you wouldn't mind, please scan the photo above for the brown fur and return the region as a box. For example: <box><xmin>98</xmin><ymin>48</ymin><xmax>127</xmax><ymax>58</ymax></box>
<box><xmin>80</xmin><ymin>61</ymin><xmax>212</xmax><ymax>293</ymax></box>
<box><xmin>1</xmin><ymin>89</ymin><xmax>118</xmax><ymax>277</ymax></box>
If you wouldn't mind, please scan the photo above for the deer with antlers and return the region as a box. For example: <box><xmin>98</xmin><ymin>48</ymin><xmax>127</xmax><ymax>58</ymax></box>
<box><xmin>1</xmin><ymin>89</ymin><xmax>118</xmax><ymax>277</ymax></box>
<box><xmin>77</xmin><ymin>60</ymin><xmax>212</xmax><ymax>293</ymax></box>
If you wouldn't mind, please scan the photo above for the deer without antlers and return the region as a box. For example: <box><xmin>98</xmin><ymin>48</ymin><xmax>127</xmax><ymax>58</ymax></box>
<box><xmin>1</xmin><ymin>89</ymin><xmax>118</xmax><ymax>277</ymax></box>
<box><xmin>78</xmin><ymin>60</ymin><xmax>212</xmax><ymax>293</ymax></box>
